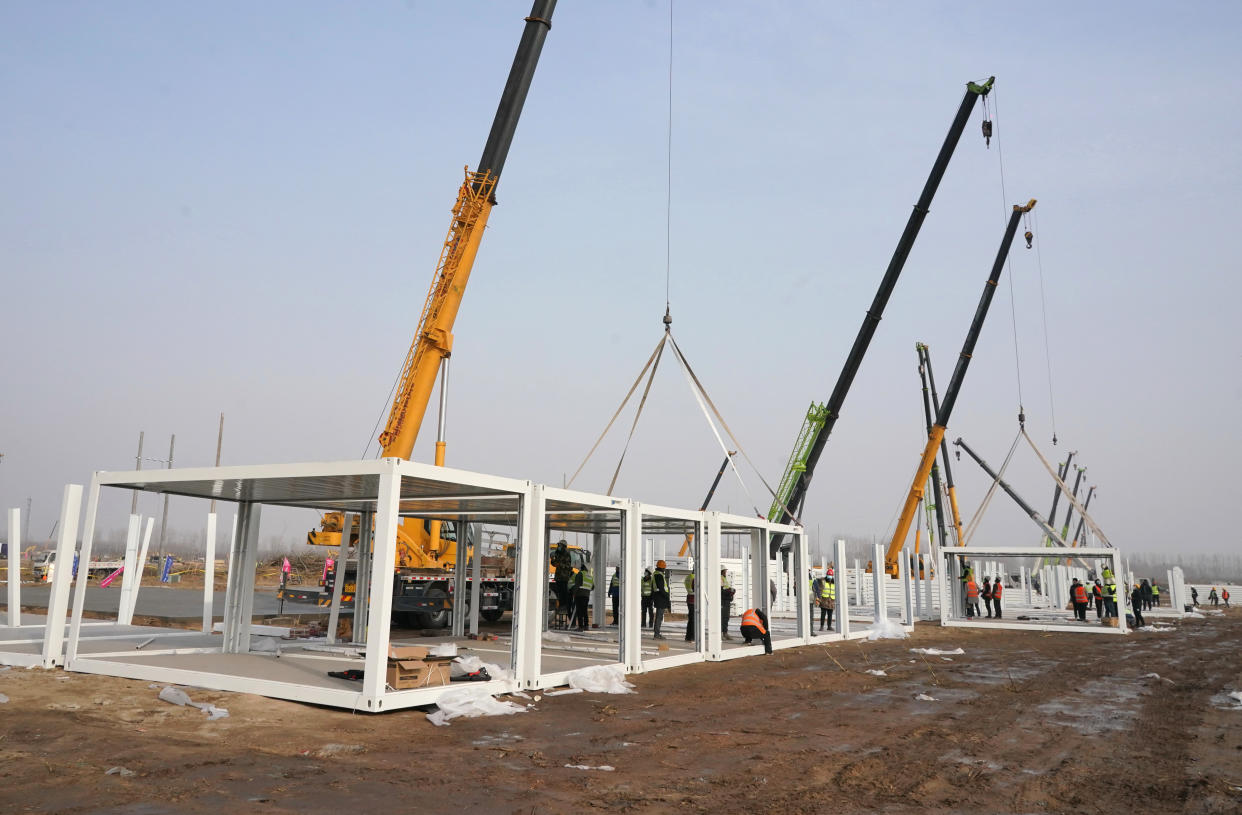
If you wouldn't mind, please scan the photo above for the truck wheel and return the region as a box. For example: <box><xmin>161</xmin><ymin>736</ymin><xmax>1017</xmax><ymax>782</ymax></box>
<box><xmin>481</xmin><ymin>608</ymin><xmax>504</xmax><ymax>623</ymax></box>
<box><xmin>418</xmin><ymin>587</ymin><xmax>450</xmax><ymax>629</ymax></box>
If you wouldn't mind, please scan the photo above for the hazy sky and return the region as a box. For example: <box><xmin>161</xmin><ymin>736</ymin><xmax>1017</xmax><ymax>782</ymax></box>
<box><xmin>2</xmin><ymin>1</ymin><xmax>1239</xmax><ymax>555</ymax></box>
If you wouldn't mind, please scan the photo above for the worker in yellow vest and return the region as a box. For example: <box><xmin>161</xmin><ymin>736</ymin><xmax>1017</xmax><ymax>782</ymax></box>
<box><xmin>640</xmin><ymin>568</ymin><xmax>654</xmax><ymax>628</ymax></box>
<box><xmin>572</xmin><ymin>565</ymin><xmax>594</xmax><ymax>632</ymax></box>
<box><xmin>739</xmin><ymin>607</ymin><xmax>772</xmax><ymax>654</ymax></box>
<box><xmin>720</xmin><ymin>568</ymin><xmax>735</xmax><ymax>640</ymax></box>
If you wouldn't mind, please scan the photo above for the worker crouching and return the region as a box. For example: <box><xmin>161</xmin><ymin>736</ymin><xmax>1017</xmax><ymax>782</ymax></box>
<box><xmin>739</xmin><ymin>607</ymin><xmax>772</xmax><ymax>654</ymax></box>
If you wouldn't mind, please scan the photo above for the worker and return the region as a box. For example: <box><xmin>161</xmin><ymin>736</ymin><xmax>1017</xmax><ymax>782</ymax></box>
<box><xmin>1150</xmin><ymin>583</ymin><xmax>1160</xmax><ymax>606</ymax></box>
<box><xmin>1209</xmin><ymin>587</ymin><xmax>1219</xmax><ymax>607</ymax></box>
<box><xmin>684</xmin><ymin>571</ymin><xmax>696</xmax><ymax>641</ymax></box>
<box><xmin>1092</xmin><ymin>579</ymin><xmax>1105</xmax><ymax>619</ymax></box>
<box><xmin>608</xmin><ymin>567</ymin><xmax>620</xmax><ymax>626</ymax></box>
<box><xmin>572</xmin><ymin>563</ymin><xmax>594</xmax><ymax>632</ymax></box>
<box><xmin>991</xmin><ymin>576</ymin><xmax>1003</xmax><ymax>619</ymax></box>
<box><xmin>981</xmin><ymin>577</ymin><xmax>994</xmax><ymax>619</ymax></box>
<box><xmin>1140</xmin><ymin>579</ymin><xmax>1153</xmax><ymax>611</ymax></box>
<box><xmin>1191</xmin><ymin>586</ymin><xmax>1199</xmax><ymax>606</ymax></box>
<box><xmin>1129</xmin><ymin>583</ymin><xmax>1145</xmax><ymax>628</ymax></box>
<box><xmin>640</xmin><ymin>567</ymin><xmax>654</xmax><ymax>627</ymax></box>
<box><xmin>651</xmin><ymin>561</ymin><xmax>671</xmax><ymax>639</ymax></box>
<box><xmin>720</xmin><ymin>568</ymin><xmax>735</xmax><ymax>640</ymax></box>
<box><xmin>551</xmin><ymin>541</ymin><xmax>573</xmax><ymax>617</ymax></box>
<box><xmin>964</xmin><ymin>573</ymin><xmax>980</xmax><ymax>619</ymax></box>
<box><xmin>739</xmin><ymin>607</ymin><xmax>772</xmax><ymax>654</ymax></box>
<box><xmin>1071</xmin><ymin>578</ymin><xmax>1089</xmax><ymax>622</ymax></box>
<box><xmin>811</xmin><ymin>572</ymin><xmax>835</xmax><ymax>633</ymax></box>
<box><xmin>1223</xmin><ymin>588</ymin><xmax>1231</xmax><ymax>607</ymax></box>
<box><xmin>1102</xmin><ymin>568</ymin><xmax>1118</xmax><ymax>618</ymax></box>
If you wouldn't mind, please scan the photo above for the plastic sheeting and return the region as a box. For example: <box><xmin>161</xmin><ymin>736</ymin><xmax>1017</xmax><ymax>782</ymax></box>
<box><xmin>864</xmin><ymin>618</ymin><xmax>908</xmax><ymax>641</ymax></box>
<box><xmin>566</xmin><ymin>664</ymin><xmax>636</xmax><ymax>694</ymax></box>
<box><xmin>426</xmin><ymin>688</ymin><xmax>527</xmax><ymax>726</ymax></box>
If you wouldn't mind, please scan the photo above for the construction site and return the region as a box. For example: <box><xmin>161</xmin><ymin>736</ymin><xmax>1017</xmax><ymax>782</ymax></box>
<box><xmin>3</xmin><ymin>2</ymin><xmax>1241</xmax><ymax>814</ymax></box>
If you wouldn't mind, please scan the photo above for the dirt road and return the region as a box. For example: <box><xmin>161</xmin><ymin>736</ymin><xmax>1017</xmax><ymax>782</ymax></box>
<box><xmin>2</xmin><ymin>610</ymin><xmax>1239</xmax><ymax>814</ymax></box>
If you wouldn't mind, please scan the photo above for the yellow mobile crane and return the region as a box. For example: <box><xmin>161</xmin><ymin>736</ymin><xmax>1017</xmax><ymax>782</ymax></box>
<box><xmin>296</xmin><ymin>2</ymin><xmax>562</xmax><ymax>624</ymax></box>
<box><xmin>882</xmin><ymin>199</ymin><xmax>1036</xmax><ymax>575</ymax></box>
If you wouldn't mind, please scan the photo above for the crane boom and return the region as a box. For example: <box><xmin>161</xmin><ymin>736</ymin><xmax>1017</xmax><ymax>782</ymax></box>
<box><xmin>770</xmin><ymin>77</ymin><xmax>993</xmax><ymax>554</ymax></box>
<box><xmin>379</xmin><ymin>1</ymin><xmax>556</xmax><ymax>460</ymax></box>
<box><xmin>920</xmin><ymin>343</ymin><xmax>965</xmax><ymax>546</ymax></box>
<box><xmin>915</xmin><ymin>346</ymin><xmax>949</xmax><ymax>552</ymax></box>
<box><xmin>882</xmin><ymin>199</ymin><xmax>1036</xmax><ymax>573</ymax></box>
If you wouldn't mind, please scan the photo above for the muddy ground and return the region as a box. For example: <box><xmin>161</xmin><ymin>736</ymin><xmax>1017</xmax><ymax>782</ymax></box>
<box><xmin>1</xmin><ymin>610</ymin><xmax>1240</xmax><ymax>815</ymax></box>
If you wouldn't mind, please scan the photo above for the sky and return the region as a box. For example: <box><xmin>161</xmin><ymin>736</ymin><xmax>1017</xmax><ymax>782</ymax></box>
<box><xmin>2</xmin><ymin>1</ymin><xmax>1240</xmax><ymax>556</ymax></box>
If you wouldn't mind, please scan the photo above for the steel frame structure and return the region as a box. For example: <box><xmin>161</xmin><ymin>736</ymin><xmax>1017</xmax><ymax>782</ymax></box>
<box><xmin>937</xmin><ymin>545</ymin><xmax>1127</xmax><ymax>635</ymax></box>
<box><xmin>61</xmin><ymin>458</ymin><xmax>807</xmax><ymax>712</ymax></box>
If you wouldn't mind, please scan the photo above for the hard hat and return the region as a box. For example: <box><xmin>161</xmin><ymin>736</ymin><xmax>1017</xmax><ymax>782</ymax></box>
<box><xmin>556</xmin><ymin>540</ymin><xmax>567</xmax><ymax>548</ymax></box>
<box><xmin>656</xmin><ymin>560</ymin><xmax>666</xmax><ymax>569</ymax></box>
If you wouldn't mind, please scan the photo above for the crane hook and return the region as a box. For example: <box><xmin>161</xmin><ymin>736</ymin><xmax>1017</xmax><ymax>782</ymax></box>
<box><xmin>1052</xmin><ymin>433</ymin><xmax>1058</xmax><ymax>446</ymax></box>
<box><xmin>1024</xmin><ymin>230</ymin><xmax>1033</xmax><ymax>249</ymax></box>
<box><xmin>1018</xmin><ymin>409</ymin><xmax>1026</xmax><ymax>429</ymax></box>
<box><xmin>981</xmin><ymin>119</ymin><xmax>992</xmax><ymax>148</ymax></box>
<box><xmin>662</xmin><ymin>305</ymin><xmax>672</xmax><ymax>331</ymax></box>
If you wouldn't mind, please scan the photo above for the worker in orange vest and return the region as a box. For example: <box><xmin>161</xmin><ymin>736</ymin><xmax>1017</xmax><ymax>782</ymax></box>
<box><xmin>990</xmin><ymin>576</ymin><xmax>1003</xmax><ymax>619</ymax></box>
<box><xmin>739</xmin><ymin>607</ymin><xmax>772</xmax><ymax>654</ymax></box>
<box><xmin>1222</xmin><ymin>588</ymin><xmax>1231</xmax><ymax>607</ymax></box>
<box><xmin>1071</xmin><ymin>578</ymin><xmax>1090</xmax><ymax>622</ymax></box>
<box><xmin>964</xmin><ymin>575</ymin><xmax>980</xmax><ymax>619</ymax></box>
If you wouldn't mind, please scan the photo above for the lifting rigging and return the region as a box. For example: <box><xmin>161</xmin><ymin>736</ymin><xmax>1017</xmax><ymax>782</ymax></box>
<box><xmin>882</xmin><ymin>199</ymin><xmax>1036</xmax><ymax>575</ymax></box>
<box><xmin>768</xmin><ymin>76</ymin><xmax>995</xmax><ymax>555</ymax></box>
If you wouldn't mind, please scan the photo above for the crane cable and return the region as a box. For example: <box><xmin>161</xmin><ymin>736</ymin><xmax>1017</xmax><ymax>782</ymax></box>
<box><xmin>664</xmin><ymin>0</ymin><xmax>674</xmax><ymax>311</ymax></box>
<box><xmin>989</xmin><ymin>89</ymin><xmax>1026</xmax><ymax>420</ymax></box>
<box><xmin>961</xmin><ymin>428</ymin><xmax>1022</xmax><ymax>545</ymax></box>
<box><xmin>1031</xmin><ymin>207</ymin><xmax>1059</xmax><ymax>444</ymax></box>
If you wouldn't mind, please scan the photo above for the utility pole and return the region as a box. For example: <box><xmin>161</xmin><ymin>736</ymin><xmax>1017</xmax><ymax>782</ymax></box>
<box><xmin>131</xmin><ymin>431</ymin><xmax>145</xmax><ymax>514</ymax></box>
<box><xmin>210</xmin><ymin>414</ymin><xmax>224</xmax><ymax>513</ymax></box>
<box><xmin>157</xmin><ymin>434</ymin><xmax>175</xmax><ymax>561</ymax></box>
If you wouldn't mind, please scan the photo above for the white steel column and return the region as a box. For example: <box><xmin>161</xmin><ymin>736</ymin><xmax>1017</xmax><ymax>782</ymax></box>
<box><xmin>202</xmin><ymin>512</ymin><xmax>217</xmax><ymax>633</ymax></box>
<box><xmin>451</xmin><ymin>521</ymin><xmax>467</xmax><ymax>637</ymax></box>
<box><xmin>7</xmin><ymin>507</ymin><xmax>21</xmax><ymax>627</ymax></box>
<box><xmin>222</xmin><ymin>502</ymin><xmax>261</xmax><ymax>654</ymax></box>
<box><xmin>361</xmin><ymin>464</ymin><xmax>401</xmax><ymax>708</ymax></box>
<box><xmin>623</xmin><ymin>503</ymin><xmax>642</xmax><ymax>670</ymax></box>
<box><xmin>591</xmin><ymin>532</ymin><xmax>605</xmax><ymax>629</ymax></box>
<box><xmin>900</xmin><ymin>546</ymin><xmax>914</xmax><ymax>626</ymax></box>
<box><xmin>702</xmin><ymin>513</ymin><xmax>722</xmax><ymax>657</ymax></box>
<box><xmin>854</xmin><ymin>558</ymin><xmax>862</xmax><ymax>605</ymax></box>
<box><xmin>514</xmin><ymin>485</ymin><xmax>545</xmax><ymax>688</ymax></box>
<box><xmin>1113</xmin><ymin>550</ymin><xmax>1129</xmax><ymax>634</ymax></box>
<box><xmin>871</xmin><ymin>543</ymin><xmax>885</xmax><ymax>623</ymax></box>
<box><xmin>834</xmin><ymin>539</ymin><xmax>849</xmax><ymax>637</ymax></box>
<box><xmin>794</xmin><ymin>528</ymin><xmax>809</xmax><ymax>641</ymax></box>
<box><xmin>122</xmin><ymin>518</ymin><xmax>155</xmax><ymax>625</ymax></box>
<box><xmin>325</xmin><ymin>512</ymin><xmax>351</xmax><ymax>646</ymax></box>
<box><xmin>52</xmin><ymin>482</ymin><xmax>87</xmax><ymax>668</ymax></box>
<box><xmin>116</xmin><ymin>514</ymin><xmax>141</xmax><ymax>620</ymax></box>
<box><xmin>355</xmin><ymin>510</ymin><xmax>373</xmax><ymax>639</ymax></box>
<box><xmin>469</xmin><ymin>521</ymin><xmax>482</xmax><ymax>638</ymax></box>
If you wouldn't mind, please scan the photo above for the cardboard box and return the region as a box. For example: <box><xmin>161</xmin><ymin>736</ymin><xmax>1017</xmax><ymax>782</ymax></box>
<box><xmin>384</xmin><ymin>645</ymin><xmax>450</xmax><ymax>689</ymax></box>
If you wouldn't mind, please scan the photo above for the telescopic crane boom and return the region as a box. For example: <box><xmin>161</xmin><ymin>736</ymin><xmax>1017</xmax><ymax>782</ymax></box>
<box><xmin>921</xmin><ymin>343</ymin><xmax>966</xmax><ymax>546</ymax></box>
<box><xmin>882</xmin><ymin>199</ymin><xmax>1036</xmax><ymax>574</ymax></box>
<box><xmin>769</xmin><ymin>77</ymin><xmax>995</xmax><ymax>555</ymax></box>
<box><xmin>915</xmin><ymin>344</ymin><xmax>950</xmax><ymax>552</ymax></box>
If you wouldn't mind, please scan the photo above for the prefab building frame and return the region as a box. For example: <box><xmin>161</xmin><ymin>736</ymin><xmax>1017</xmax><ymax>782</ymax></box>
<box><xmin>62</xmin><ymin>458</ymin><xmax>808</xmax><ymax>713</ymax></box>
<box><xmin>937</xmin><ymin>545</ymin><xmax>1127</xmax><ymax>635</ymax></box>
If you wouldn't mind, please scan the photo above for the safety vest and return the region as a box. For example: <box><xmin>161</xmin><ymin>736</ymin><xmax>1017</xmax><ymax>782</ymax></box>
<box><xmin>1151</xmin><ymin>585</ymin><xmax>1159</xmax><ymax>597</ymax></box>
<box><xmin>641</xmin><ymin>574</ymin><xmax>653</xmax><ymax>597</ymax></box>
<box><xmin>653</xmin><ymin>571</ymin><xmax>668</xmax><ymax>594</ymax></box>
<box><xmin>578</xmin><ymin>568</ymin><xmax>594</xmax><ymax>591</ymax></box>
<box><xmin>820</xmin><ymin>581</ymin><xmax>835</xmax><ymax>600</ymax></box>
<box><xmin>1092</xmin><ymin>584</ymin><xmax>1103</xmax><ymax>600</ymax></box>
<box><xmin>991</xmin><ymin>582</ymin><xmax>1002</xmax><ymax>599</ymax></box>
<box><xmin>1072</xmin><ymin>584</ymin><xmax>1088</xmax><ymax>604</ymax></box>
<box><xmin>610</xmin><ymin>573</ymin><xmax>619</xmax><ymax>589</ymax></box>
<box><xmin>1224</xmin><ymin>590</ymin><xmax>1231</xmax><ymax>600</ymax></box>
<box><xmin>721</xmin><ymin>573</ymin><xmax>732</xmax><ymax>590</ymax></box>
<box><xmin>685</xmin><ymin>574</ymin><xmax>695</xmax><ymax>592</ymax></box>
<box><xmin>740</xmin><ymin>608</ymin><xmax>766</xmax><ymax>634</ymax></box>
<box><xmin>1105</xmin><ymin>581</ymin><xmax>1118</xmax><ymax>599</ymax></box>
<box><xmin>1102</xmin><ymin>568</ymin><xmax>1113</xmax><ymax>580</ymax></box>
<box><xmin>965</xmin><ymin>580</ymin><xmax>979</xmax><ymax>600</ymax></box>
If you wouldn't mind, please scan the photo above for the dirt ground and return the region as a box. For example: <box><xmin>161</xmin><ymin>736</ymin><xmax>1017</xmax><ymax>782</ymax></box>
<box><xmin>2</xmin><ymin>609</ymin><xmax>1240</xmax><ymax>815</ymax></box>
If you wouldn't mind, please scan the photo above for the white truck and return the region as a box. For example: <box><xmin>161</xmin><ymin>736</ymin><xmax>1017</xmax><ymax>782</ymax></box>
<box><xmin>34</xmin><ymin>551</ymin><xmax>125</xmax><ymax>582</ymax></box>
